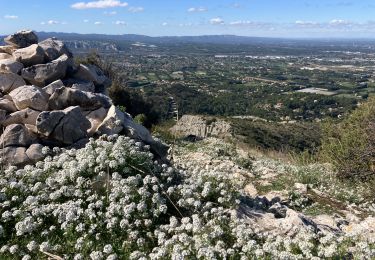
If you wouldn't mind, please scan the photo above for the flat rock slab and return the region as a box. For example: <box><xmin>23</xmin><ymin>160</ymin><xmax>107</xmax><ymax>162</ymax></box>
<box><xmin>38</xmin><ymin>38</ymin><xmax>72</xmax><ymax>62</ymax></box>
<box><xmin>0</xmin><ymin>59</ymin><xmax>24</xmax><ymax>74</ymax></box>
<box><xmin>0</xmin><ymin>124</ymin><xmax>35</xmax><ymax>148</ymax></box>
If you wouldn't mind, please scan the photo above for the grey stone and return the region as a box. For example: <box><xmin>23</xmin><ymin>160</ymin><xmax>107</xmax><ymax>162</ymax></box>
<box><xmin>0</xmin><ymin>124</ymin><xmax>35</xmax><ymax>147</ymax></box>
<box><xmin>48</xmin><ymin>86</ymin><xmax>112</xmax><ymax>110</ymax></box>
<box><xmin>26</xmin><ymin>143</ymin><xmax>44</xmax><ymax>162</ymax></box>
<box><xmin>0</xmin><ymin>71</ymin><xmax>26</xmax><ymax>93</ymax></box>
<box><xmin>0</xmin><ymin>53</ymin><xmax>12</xmax><ymax>60</ymax></box>
<box><xmin>4</xmin><ymin>30</ymin><xmax>38</xmax><ymax>48</ymax></box>
<box><xmin>42</xmin><ymin>79</ymin><xmax>65</xmax><ymax>96</ymax></box>
<box><xmin>0</xmin><ymin>147</ymin><xmax>29</xmax><ymax>166</ymax></box>
<box><xmin>0</xmin><ymin>46</ymin><xmax>17</xmax><ymax>55</ymax></box>
<box><xmin>0</xmin><ymin>59</ymin><xmax>24</xmax><ymax>74</ymax></box>
<box><xmin>9</xmin><ymin>85</ymin><xmax>49</xmax><ymax>111</ymax></box>
<box><xmin>38</xmin><ymin>38</ymin><xmax>72</xmax><ymax>62</ymax></box>
<box><xmin>73</xmin><ymin>64</ymin><xmax>109</xmax><ymax>86</ymax></box>
<box><xmin>21</xmin><ymin>54</ymin><xmax>72</xmax><ymax>87</ymax></box>
<box><xmin>1</xmin><ymin>108</ymin><xmax>40</xmax><ymax>127</ymax></box>
<box><xmin>0</xmin><ymin>98</ymin><xmax>17</xmax><ymax>112</ymax></box>
<box><xmin>96</xmin><ymin>105</ymin><xmax>124</xmax><ymax>135</ymax></box>
<box><xmin>13</xmin><ymin>44</ymin><xmax>45</xmax><ymax>67</ymax></box>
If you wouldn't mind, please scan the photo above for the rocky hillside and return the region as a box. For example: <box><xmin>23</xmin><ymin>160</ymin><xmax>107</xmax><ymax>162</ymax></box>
<box><xmin>0</xmin><ymin>30</ymin><xmax>167</xmax><ymax>166</ymax></box>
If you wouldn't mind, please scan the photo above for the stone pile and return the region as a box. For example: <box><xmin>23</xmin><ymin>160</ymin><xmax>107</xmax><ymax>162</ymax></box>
<box><xmin>0</xmin><ymin>30</ymin><xmax>167</xmax><ymax>166</ymax></box>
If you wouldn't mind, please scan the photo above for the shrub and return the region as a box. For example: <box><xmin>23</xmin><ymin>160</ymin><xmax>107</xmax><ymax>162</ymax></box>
<box><xmin>319</xmin><ymin>97</ymin><xmax>375</xmax><ymax>180</ymax></box>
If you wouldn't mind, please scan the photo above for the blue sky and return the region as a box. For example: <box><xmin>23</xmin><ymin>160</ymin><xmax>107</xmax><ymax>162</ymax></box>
<box><xmin>1</xmin><ymin>0</ymin><xmax>375</xmax><ymax>38</ymax></box>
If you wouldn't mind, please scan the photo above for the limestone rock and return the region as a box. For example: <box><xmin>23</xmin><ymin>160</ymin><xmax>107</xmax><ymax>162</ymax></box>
<box><xmin>0</xmin><ymin>124</ymin><xmax>35</xmax><ymax>147</ymax></box>
<box><xmin>0</xmin><ymin>147</ymin><xmax>29</xmax><ymax>166</ymax></box>
<box><xmin>42</xmin><ymin>79</ymin><xmax>65</xmax><ymax>96</ymax></box>
<box><xmin>21</xmin><ymin>54</ymin><xmax>71</xmax><ymax>87</ymax></box>
<box><xmin>26</xmin><ymin>143</ymin><xmax>44</xmax><ymax>162</ymax></box>
<box><xmin>38</xmin><ymin>38</ymin><xmax>72</xmax><ymax>62</ymax></box>
<box><xmin>0</xmin><ymin>71</ymin><xmax>26</xmax><ymax>93</ymax></box>
<box><xmin>0</xmin><ymin>46</ymin><xmax>17</xmax><ymax>55</ymax></box>
<box><xmin>36</xmin><ymin>106</ymin><xmax>91</xmax><ymax>144</ymax></box>
<box><xmin>9</xmin><ymin>85</ymin><xmax>49</xmax><ymax>111</ymax></box>
<box><xmin>96</xmin><ymin>105</ymin><xmax>124</xmax><ymax>135</ymax></box>
<box><xmin>71</xmin><ymin>81</ymin><xmax>95</xmax><ymax>92</ymax></box>
<box><xmin>1</xmin><ymin>108</ymin><xmax>40</xmax><ymax>127</ymax></box>
<box><xmin>84</xmin><ymin>107</ymin><xmax>108</xmax><ymax>135</ymax></box>
<box><xmin>73</xmin><ymin>64</ymin><xmax>109</xmax><ymax>86</ymax></box>
<box><xmin>13</xmin><ymin>44</ymin><xmax>45</xmax><ymax>67</ymax></box>
<box><xmin>4</xmin><ymin>30</ymin><xmax>38</xmax><ymax>48</ymax></box>
<box><xmin>0</xmin><ymin>109</ymin><xmax>6</xmax><ymax>122</ymax></box>
<box><xmin>0</xmin><ymin>59</ymin><xmax>24</xmax><ymax>74</ymax></box>
<box><xmin>0</xmin><ymin>53</ymin><xmax>12</xmax><ymax>60</ymax></box>
<box><xmin>0</xmin><ymin>98</ymin><xmax>17</xmax><ymax>112</ymax></box>
<box><xmin>48</xmin><ymin>86</ymin><xmax>112</xmax><ymax>110</ymax></box>
<box><xmin>294</xmin><ymin>183</ymin><xmax>308</xmax><ymax>194</ymax></box>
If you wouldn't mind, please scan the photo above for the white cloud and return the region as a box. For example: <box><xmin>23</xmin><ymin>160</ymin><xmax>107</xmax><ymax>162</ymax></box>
<box><xmin>210</xmin><ymin>17</ymin><xmax>224</xmax><ymax>25</ymax></box>
<box><xmin>104</xmin><ymin>11</ymin><xmax>117</xmax><ymax>15</ymax></box>
<box><xmin>329</xmin><ymin>19</ymin><xmax>352</xmax><ymax>26</ymax></box>
<box><xmin>4</xmin><ymin>15</ymin><xmax>18</xmax><ymax>19</ymax></box>
<box><xmin>162</xmin><ymin>22</ymin><xmax>168</xmax><ymax>26</ymax></box>
<box><xmin>114</xmin><ymin>20</ymin><xmax>126</xmax><ymax>25</ymax></box>
<box><xmin>47</xmin><ymin>20</ymin><xmax>59</xmax><ymax>25</ymax></box>
<box><xmin>83</xmin><ymin>19</ymin><xmax>89</xmax><ymax>23</ymax></box>
<box><xmin>128</xmin><ymin>6</ymin><xmax>144</xmax><ymax>13</ymax></box>
<box><xmin>94</xmin><ymin>21</ymin><xmax>103</xmax><ymax>25</ymax></box>
<box><xmin>295</xmin><ymin>20</ymin><xmax>320</xmax><ymax>27</ymax></box>
<box><xmin>71</xmin><ymin>0</ymin><xmax>128</xmax><ymax>9</ymax></box>
<box><xmin>188</xmin><ymin>7</ymin><xmax>207</xmax><ymax>12</ymax></box>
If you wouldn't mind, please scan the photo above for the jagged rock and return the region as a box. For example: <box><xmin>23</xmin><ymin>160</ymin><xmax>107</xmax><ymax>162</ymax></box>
<box><xmin>38</xmin><ymin>38</ymin><xmax>72</xmax><ymax>61</ymax></box>
<box><xmin>84</xmin><ymin>107</ymin><xmax>108</xmax><ymax>135</ymax></box>
<box><xmin>48</xmin><ymin>86</ymin><xmax>112</xmax><ymax>110</ymax></box>
<box><xmin>42</xmin><ymin>79</ymin><xmax>65</xmax><ymax>96</ymax></box>
<box><xmin>71</xmin><ymin>81</ymin><xmax>95</xmax><ymax>92</ymax></box>
<box><xmin>4</xmin><ymin>30</ymin><xmax>38</xmax><ymax>48</ymax></box>
<box><xmin>13</xmin><ymin>44</ymin><xmax>45</xmax><ymax>67</ymax></box>
<box><xmin>9</xmin><ymin>85</ymin><xmax>49</xmax><ymax>111</ymax></box>
<box><xmin>26</xmin><ymin>143</ymin><xmax>44</xmax><ymax>162</ymax></box>
<box><xmin>0</xmin><ymin>124</ymin><xmax>35</xmax><ymax>147</ymax></box>
<box><xmin>0</xmin><ymin>109</ymin><xmax>6</xmax><ymax>122</ymax></box>
<box><xmin>268</xmin><ymin>202</ymin><xmax>288</xmax><ymax>218</ymax></box>
<box><xmin>0</xmin><ymin>53</ymin><xmax>12</xmax><ymax>60</ymax></box>
<box><xmin>0</xmin><ymin>59</ymin><xmax>24</xmax><ymax>74</ymax></box>
<box><xmin>0</xmin><ymin>98</ymin><xmax>17</xmax><ymax>112</ymax></box>
<box><xmin>0</xmin><ymin>71</ymin><xmax>26</xmax><ymax>93</ymax></box>
<box><xmin>0</xmin><ymin>147</ymin><xmax>29</xmax><ymax>166</ymax></box>
<box><xmin>73</xmin><ymin>64</ymin><xmax>109</xmax><ymax>86</ymax></box>
<box><xmin>1</xmin><ymin>108</ymin><xmax>40</xmax><ymax>127</ymax></box>
<box><xmin>96</xmin><ymin>105</ymin><xmax>124</xmax><ymax>135</ymax></box>
<box><xmin>0</xmin><ymin>46</ymin><xmax>17</xmax><ymax>55</ymax></box>
<box><xmin>36</xmin><ymin>106</ymin><xmax>91</xmax><ymax>144</ymax></box>
<box><xmin>21</xmin><ymin>54</ymin><xmax>71</xmax><ymax>87</ymax></box>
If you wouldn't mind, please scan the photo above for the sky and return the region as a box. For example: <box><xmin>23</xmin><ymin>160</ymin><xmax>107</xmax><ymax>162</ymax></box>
<box><xmin>1</xmin><ymin>0</ymin><xmax>375</xmax><ymax>38</ymax></box>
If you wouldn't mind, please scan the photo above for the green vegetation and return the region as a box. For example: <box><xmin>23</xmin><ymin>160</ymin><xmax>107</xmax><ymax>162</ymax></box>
<box><xmin>320</xmin><ymin>97</ymin><xmax>375</xmax><ymax>180</ymax></box>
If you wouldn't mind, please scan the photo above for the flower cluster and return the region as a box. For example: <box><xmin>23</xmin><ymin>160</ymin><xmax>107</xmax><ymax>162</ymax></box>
<box><xmin>0</xmin><ymin>135</ymin><xmax>374</xmax><ymax>259</ymax></box>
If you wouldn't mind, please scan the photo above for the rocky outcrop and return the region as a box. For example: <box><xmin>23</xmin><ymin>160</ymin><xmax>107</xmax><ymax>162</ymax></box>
<box><xmin>171</xmin><ymin>115</ymin><xmax>233</xmax><ymax>139</ymax></box>
<box><xmin>0</xmin><ymin>30</ymin><xmax>168</xmax><ymax>166</ymax></box>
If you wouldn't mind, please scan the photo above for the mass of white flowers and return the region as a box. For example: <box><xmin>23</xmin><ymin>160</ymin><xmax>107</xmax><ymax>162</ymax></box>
<box><xmin>0</xmin><ymin>135</ymin><xmax>374</xmax><ymax>259</ymax></box>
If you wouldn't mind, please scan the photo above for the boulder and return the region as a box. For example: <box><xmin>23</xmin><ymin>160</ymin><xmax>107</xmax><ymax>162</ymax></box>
<box><xmin>0</xmin><ymin>124</ymin><xmax>35</xmax><ymax>147</ymax></box>
<box><xmin>4</xmin><ymin>30</ymin><xmax>38</xmax><ymax>48</ymax></box>
<box><xmin>26</xmin><ymin>143</ymin><xmax>45</xmax><ymax>162</ymax></box>
<box><xmin>0</xmin><ymin>71</ymin><xmax>26</xmax><ymax>93</ymax></box>
<box><xmin>13</xmin><ymin>44</ymin><xmax>45</xmax><ymax>67</ymax></box>
<box><xmin>0</xmin><ymin>98</ymin><xmax>17</xmax><ymax>112</ymax></box>
<box><xmin>0</xmin><ymin>59</ymin><xmax>24</xmax><ymax>74</ymax></box>
<box><xmin>36</xmin><ymin>106</ymin><xmax>91</xmax><ymax>144</ymax></box>
<box><xmin>38</xmin><ymin>38</ymin><xmax>72</xmax><ymax>62</ymax></box>
<box><xmin>96</xmin><ymin>105</ymin><xmax>124</xmax><ymax>135</ymax></box>
<box><xmin>42</xmin><ymin>79</ymin><xmax>65</xmax><ymax>96</ymax></box>
<box><xmin>73</xmin><ymin>64</ymin><xmax>109</xmax><ymax>86</ymax></box>
<box><xmin>84</xmin><ymin>107</ymin><xmax>108</xmax><ymax>135</ymax></box>
<box><xmin>0</xmin><ymin>109</ymin><xmax>6</xmax><ymax>122</ymax></box>
<box><xmin>21</xmin><ymin>54</ymin><xmax>71</xmax><ymax>87</ymax></box>
<box><xmin>0</xmin><ymin>147</ymin><xmax>29</xmax><ymax>166</ymax></box>
<box><xmin>48</xmin><ymin>86</ymin><xmax>112</xmax><ymax>110</ymax></box>
<box><xmin>0</xmin><ymin>53</ymin><xmax>12</xmax><ymax>60</ymax></box>
<box><xmin>1</xmin><ymin>108</ymin><xmax>40</xmax><ymax>127</ymax></box>
<box><xmin>9</xmin><ymin>85</ymin><xmax>49</xmax><ymax>111</ymax></box>
<box><xmin>0</xmin><ymin>45</ymin><xmax>17</xmax><ymax>55</ymax></box>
